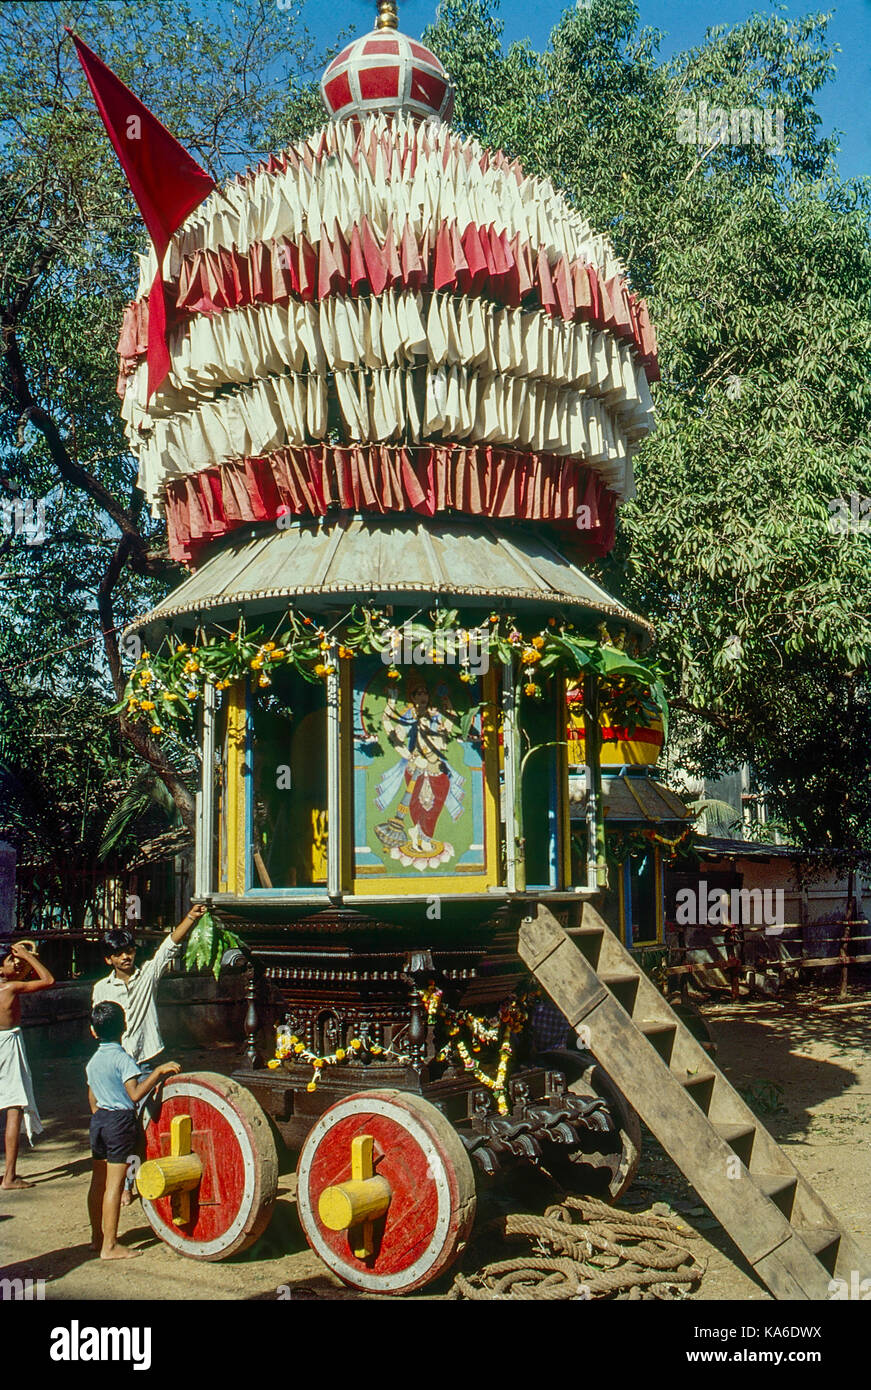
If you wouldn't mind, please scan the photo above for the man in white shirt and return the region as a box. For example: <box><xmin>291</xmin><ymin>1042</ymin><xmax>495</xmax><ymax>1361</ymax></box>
<box><xmin>91</xmin><ymin>904</ymin><xmax>206</xmax><ymax>1201</ymax></box>
<box><xmin>92</xmin><ymin>904</ymin><xmax>207</xmax><ymax>1070</ymax></box>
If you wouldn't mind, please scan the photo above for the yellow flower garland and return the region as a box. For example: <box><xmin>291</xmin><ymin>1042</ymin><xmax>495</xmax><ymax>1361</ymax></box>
<box><xmin>421</xmin><ymin>985</ymin><xmax>528</xmax><ymax>1116</ymax></box>
<box><xmin>268</xmin><ymin>1027</ymin><xmax>410</xmax><ymax>1091</ymax></box>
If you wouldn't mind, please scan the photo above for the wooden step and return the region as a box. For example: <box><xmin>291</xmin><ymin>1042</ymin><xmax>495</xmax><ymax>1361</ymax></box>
<box><xmin>637</xmin><ymin>1020</ymin><xmax>676</xmax><ymax>1039</ymax></box>
<box><xmin>712</xmin><ymin>1121</ymin><xmax>757</xmax><ymax>1161</ymax></box>
<box><xmin>800</xmin><ymin>1227</ymin><xmax>840</xmax><ymax>1257</ymax></box>
<box><xmin>681</xmin><ymin>1071</ymin><xmax>717</xmax><ymax>1089</ymax></box>
<box><xmin>637</xmin><ymin>1019</ymin><xmax>677</xmax><ymax>1061</ymax></box>
<box><xmin>564</xmin><ymin>924</ymin><xmax>605</xmax><ymax>965</ymax></box>
<box><xmin>599</xmin><ymin>971</ymin><xmax>640</xmax><ymax>1010</ymax></box>
<box><xmin>754</xmin><ymin>1173</ymin><xmax>798</xmax><ymax>1217</ymax></box>
<box><xmin>600</xmin><ymin>971</ymin><xmax>640</xmax><ymax>989</ymax></box>
<box><xmin>518</xmin><ymin>903</ymin><xmax>871</xmax><ymax>1300</ymax></box>
<box><xmin>713</xmin><ymin>1121</ymin><xmax>757</xmax><ymax>1147</ymax></box>
<box><xmin>755</xmin><ymin>1173</ymin><xmax>798</xmax><ymax>1200</ymax></box>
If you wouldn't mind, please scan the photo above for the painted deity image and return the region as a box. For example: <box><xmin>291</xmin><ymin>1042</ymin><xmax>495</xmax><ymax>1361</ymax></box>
<box><xmin>352</xmin><ymin>658</ymin><xmax>490</xmax><ymax>881</ymax></box>
<box><xmin>373</xmin><ymin>675</ymin><xmax>465</xmax><ymax>869</ymax></box>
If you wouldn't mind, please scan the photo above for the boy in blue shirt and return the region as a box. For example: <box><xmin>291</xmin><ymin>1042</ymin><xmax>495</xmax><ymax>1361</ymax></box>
<box><xmin>86</xmin><ymin>1001</ymin><xmax>180</xmax><ymax>1259</ymax></box>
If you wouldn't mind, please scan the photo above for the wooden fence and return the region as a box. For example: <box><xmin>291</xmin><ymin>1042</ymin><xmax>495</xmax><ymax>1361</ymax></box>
<box><xmin>13</xmin><ymin>857</ymin><xmax>190</xmax><ymax>969</ymax></box>
<box><xmin>665</xmin><ymin>916</ymin><xmax>871</xmax><ymax>1002</ymax></box>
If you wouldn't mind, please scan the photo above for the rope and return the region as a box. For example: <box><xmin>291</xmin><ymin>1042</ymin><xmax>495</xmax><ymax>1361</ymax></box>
<box><xmin>448</xmin><ymin>1195</ymin><xmax>707</xmax><ymax>1301</ymax></box>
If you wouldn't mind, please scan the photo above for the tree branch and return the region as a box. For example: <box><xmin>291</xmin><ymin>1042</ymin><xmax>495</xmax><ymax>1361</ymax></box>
<box><xmin>669</xmin><ymin>697</ymin><xmax>745</xmax><ymax>730</ymax></box>
<box><xmin>0</xmin><ymin>320</ymin><xmax>167</xmax><ymax>576</ymax></box>
<box><xmin>97</xmin><ymin>534</ymin><xmax>196</xmax><ymax>832</ymax></box>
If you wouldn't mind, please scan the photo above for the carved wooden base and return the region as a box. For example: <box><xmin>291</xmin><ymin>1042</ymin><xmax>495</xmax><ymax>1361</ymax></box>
<box><xmin>223</xmin><ymin>904</ymin><xmax>616</xmax><ymax>1171</ymax></box>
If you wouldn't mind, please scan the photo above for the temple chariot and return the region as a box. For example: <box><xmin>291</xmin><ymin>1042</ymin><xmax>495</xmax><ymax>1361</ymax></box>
<box><xmin>100</xmin><ymin>2</ymin><xmax>861</xmax><ymax>1298</ymax></box>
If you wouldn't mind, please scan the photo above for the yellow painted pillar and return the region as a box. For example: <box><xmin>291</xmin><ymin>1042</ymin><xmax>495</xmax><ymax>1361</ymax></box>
<box><xmin>224</xmin><ymin>681</ymin><xmax>248</xmax><ymax>894</ymax></box>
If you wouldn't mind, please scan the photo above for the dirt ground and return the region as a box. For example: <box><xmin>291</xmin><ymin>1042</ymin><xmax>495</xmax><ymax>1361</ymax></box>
<box><xmin>3</xmin><ymin>985</ymin><xmax>870</xmax><ymax>1302</ymax></box>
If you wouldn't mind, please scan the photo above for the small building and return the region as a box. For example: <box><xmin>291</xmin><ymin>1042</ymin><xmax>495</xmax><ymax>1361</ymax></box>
<box><xmin>569</xmin><ymin>768</ymin><xmax>694</xmax><ymax>967</ymax></box>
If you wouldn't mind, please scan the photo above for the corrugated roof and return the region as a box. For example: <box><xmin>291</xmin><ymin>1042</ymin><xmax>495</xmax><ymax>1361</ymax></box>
<box><xmin>569</xmin><ymin>772</ymin><xmax>695</xmax><ymax>824</ymax></box>
<box><xmin>126</xmin><ymin>516</ymin><xmax>653</xmax><ymax>639</ymax></box>
<box><xmin>694</xmin><ymin>835</ymin><xmax>797</xmax><ymax>861</ymax></box>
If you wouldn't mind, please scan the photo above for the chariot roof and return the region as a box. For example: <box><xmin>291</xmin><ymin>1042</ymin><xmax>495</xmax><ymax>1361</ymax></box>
<box><xmin>126</xmin><ymin>515</ymin><xmax>652</xmax><ymax>640</ymax></box>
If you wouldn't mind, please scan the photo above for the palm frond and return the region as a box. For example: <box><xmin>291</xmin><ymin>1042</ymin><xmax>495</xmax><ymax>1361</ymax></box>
<box><xmin>98</xmin><ymin>771</ymin><xmax>178</xmax><ymax>860</ymax></box>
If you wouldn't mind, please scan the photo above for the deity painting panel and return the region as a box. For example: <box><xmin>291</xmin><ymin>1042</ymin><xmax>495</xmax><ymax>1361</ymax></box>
<box><xmin>352</xmin><ymin>657</ymin><xmax>494</xmax><ymax>884</ymax></box>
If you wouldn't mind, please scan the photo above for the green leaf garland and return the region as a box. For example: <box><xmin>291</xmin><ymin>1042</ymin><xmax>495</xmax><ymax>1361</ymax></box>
<box><xmin>183</xmin><ymin>909</ymin><xmax>246</xmax><ymax>981</ymax></box>
<box><xmin>114</xmin><ymin>607</ymin><xmax>668</xmax><ymax>744</ymax></box>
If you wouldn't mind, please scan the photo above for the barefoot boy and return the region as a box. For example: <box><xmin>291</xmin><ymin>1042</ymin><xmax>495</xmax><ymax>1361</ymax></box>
<box><xmin>0</xmin><ymin>941</ymin><xmax>55</xmax><ymax>1189</ymax></box>
<box><xmin>86</xmin><ymin>1000</ymin><xmax>180</xmax><ymax>1259</ymax></box>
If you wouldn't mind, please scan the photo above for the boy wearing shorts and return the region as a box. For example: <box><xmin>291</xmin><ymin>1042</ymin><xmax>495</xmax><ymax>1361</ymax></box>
<box><xmin>86</xmin><ymin>1001</ymin><xmax>180</xmax><ymax>1259</ymax></box>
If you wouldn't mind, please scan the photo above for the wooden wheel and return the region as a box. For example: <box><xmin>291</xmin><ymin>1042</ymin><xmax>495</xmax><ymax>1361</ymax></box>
<box><xmin>537</xmin><ymin>1050</ymin><xmax>641</xmax><ymax>1202</ymax></box>
<box><xmin>296</xmin><ymin>1090</ymin><xmax>476</xmax><ymax>1295</ymax></box>
<box><xmin>140</xmin><ymin>1072</ymin><xmax>278</xmax><ymax>1260</ymax></box>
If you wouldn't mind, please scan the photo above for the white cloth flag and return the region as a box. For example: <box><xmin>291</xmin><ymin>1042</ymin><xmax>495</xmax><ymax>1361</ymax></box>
<box><xmin>134</xmin><ymin>354</ymin><xmax>636</xmax><ymax>506</ymax></box>
<box><xmin>127</xmin><ymin>292</ymin><xmax>650</xmax><ymax>424</ymax></box>
<box><xmin>160</xmin><ymin>112</ymin><xmax>616</xmax><ymax>285</ymax></box>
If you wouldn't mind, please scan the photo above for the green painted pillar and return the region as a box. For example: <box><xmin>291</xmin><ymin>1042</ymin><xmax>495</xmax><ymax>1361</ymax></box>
<box><xmin>583</xmin><ymin>671</ymin><xmax>608</xmax><ymax>888</ymax></box>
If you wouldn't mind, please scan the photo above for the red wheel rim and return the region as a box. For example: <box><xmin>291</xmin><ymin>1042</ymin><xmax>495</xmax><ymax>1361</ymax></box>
<box><xmin>141</xmin><ymin>1073</ymin><xmax>277</xmax><ymax>1261</ymax></box>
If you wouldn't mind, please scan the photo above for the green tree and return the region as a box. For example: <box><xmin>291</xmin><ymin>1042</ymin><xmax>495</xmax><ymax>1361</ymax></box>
<box><xmin>2</xmin><ymin>0</ymin><xmax>869</xmax><ymax>897</ymax></box>
<box><xmin>0</xmin><ymin>0</ymin><xmax>328</xmax><ymax>843</ymax></box>
<box><xmin>421</xmin><ymin>0</ymin><xmax>871</xmax><ymax>870</ymax></box>
<box><xmin>0</xmin><ymin>685</ymin><xmax>158</xmax><ymax>929</ymax></box>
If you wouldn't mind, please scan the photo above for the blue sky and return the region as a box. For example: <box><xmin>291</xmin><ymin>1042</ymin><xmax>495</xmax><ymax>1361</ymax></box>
<box><xmin>299</xmin><ymin>0</ymin><xmax>870</xmax><ymax>181</ymax></box>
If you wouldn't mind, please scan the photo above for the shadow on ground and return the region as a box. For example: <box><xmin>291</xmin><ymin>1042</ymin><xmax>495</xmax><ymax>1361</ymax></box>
<box><xmin>702</xmin><ymin>988</ymin><xmax>871</xmax><ymax>1142</ymax></box>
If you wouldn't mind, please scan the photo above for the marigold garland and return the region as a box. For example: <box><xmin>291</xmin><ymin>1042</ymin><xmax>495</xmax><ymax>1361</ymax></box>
<box><xmin>421</xmin><ymin>984</ymin><xmax>530</xmax><ymax>1116</ymax></box>
<box><xmin>265</xmin><ymin>994</ymin><xmax>532</xmax><ymax>1110</ymax></box>
<box><xmin>607</xmin><ymin>825</ymin><xmax>694</xmax><ymax>864</ymax></box>
<box><xmin>268</xmin><ymin>1023</ymin><xmax>410</xmax><ymax>1090</ymax></box>
<box><xmin>114</xmin><ymin>605</ymin><xmax>666</xmax><ymax>745</ymax></box>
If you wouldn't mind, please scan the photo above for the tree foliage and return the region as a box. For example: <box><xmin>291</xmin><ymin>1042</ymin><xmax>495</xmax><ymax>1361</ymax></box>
<box><xmin>422</xmin><ymin>0</ymin><xmax>871</xmax><ymax>869</ymax></box>
<box><xmin>0</xmin><ymin>0</ymin><xmax>327</xmax><ymax>856</ymax></box>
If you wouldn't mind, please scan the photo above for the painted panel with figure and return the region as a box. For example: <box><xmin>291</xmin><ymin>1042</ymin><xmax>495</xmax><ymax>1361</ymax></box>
<box><xmin>351</xmin><ymin>657</ymin><xmax>499</xmax><ymax>894</ymax></box>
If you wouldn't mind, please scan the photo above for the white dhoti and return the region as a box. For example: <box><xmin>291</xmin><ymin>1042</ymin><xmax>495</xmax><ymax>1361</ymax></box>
<box><xmin>0</xmin><ymin>1027</ymin><xmax>43</xmax><ymax>1144</ymax></box>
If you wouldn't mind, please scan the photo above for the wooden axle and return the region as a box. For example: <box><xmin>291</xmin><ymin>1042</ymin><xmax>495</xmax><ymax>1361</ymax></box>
<box><xmin>136</xmin><ymin>1114</ymin><xmax>202</xmax><ymax>1225</ymax></box>
<box><xmin>318</xmin><ymin>1176</ymin><xmax>391</xmax><ymax>1231</ymax></box>
<box><xmin>137</xmin><ymin>1152</ymin><xmax>202</xmax><ymax>1200</ymax></box>
<box><xmin>317</xmin><ymin>1134</ymin><xmax>391</xmax><ymax>1257</ymax></box>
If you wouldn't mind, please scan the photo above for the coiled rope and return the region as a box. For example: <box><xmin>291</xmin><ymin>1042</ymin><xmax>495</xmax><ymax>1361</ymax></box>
<box><xmin>449</xmin><ymin>1195</ymin><xmax>707</xmax><ymax>1301</ymax></box>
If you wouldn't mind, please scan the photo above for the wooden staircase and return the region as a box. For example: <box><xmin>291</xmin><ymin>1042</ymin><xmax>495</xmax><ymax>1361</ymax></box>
<box><xmin>519</xmin><ymin>902</ymin><xmax>870</xmax><ymax>1300</ymax></box>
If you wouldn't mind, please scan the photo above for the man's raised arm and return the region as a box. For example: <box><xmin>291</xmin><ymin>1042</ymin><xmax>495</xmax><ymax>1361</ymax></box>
<box><xmin>9</xmin><ymin>942</ymin><xmax>55</xmax><ymax>993</ymax></box>
<box><xmin>171</xmin><ymin>902</ymin><xmax>208</xmax><ymax>945</ymax></box>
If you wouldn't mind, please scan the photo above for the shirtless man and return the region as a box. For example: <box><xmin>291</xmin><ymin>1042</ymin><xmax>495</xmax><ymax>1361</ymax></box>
<box><xmin>0</xmin><ymin>941</ymin><xmax>55</xmax><ymax>1189</ymax></box>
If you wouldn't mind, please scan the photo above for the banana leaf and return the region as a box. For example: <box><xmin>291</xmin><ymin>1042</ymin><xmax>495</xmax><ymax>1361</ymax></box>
<box><xmin>184</xmin><ymin>910</ymin><xmax>247</xmax><ymax>980</ymax></box>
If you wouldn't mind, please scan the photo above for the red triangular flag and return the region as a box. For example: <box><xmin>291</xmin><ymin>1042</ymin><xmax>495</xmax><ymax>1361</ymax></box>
<box><xmin>68</xmin><ymin>30</ymin><xmax>216</xmax><ymax>396</ymax></box>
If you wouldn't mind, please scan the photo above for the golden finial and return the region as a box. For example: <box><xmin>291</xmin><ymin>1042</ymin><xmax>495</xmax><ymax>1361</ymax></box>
<box><xmin>375</xmin><ymin>0</ymin><xmax>398</xmax><ymax>30</ymax></box>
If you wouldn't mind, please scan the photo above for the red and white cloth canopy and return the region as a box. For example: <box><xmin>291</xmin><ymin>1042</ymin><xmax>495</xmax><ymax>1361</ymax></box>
<box><xmin>116</xmin><ymin>116</ymin><xmax>660</xmax><ymax>565</ymax></box>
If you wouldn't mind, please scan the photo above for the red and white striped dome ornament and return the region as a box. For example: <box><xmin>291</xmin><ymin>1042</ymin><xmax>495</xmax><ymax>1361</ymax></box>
<box><xmin>320</xmin><ymin>0</ymin><xmax>455</xmax><ymax>124</ymax></box>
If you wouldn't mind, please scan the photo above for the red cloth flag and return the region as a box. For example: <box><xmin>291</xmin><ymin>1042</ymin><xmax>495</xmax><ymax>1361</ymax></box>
<box><xmin>360</xmin><ymin>216</ymin><xmax>389</xmax><ymax>296</ymax></box>
<box><xmin>349</xmin><ymin>224</ymin><xmax>371</xmax><ymax>295</ymax></box>
<box><xmin>68</xmin><ymin>30</ymin><xmax>216</xmax><ymax>396</ymax></box>
<box><xmin>537</xmin><ymin>248</ymin><xmax>557</xmax><ymax>316</ymax></box>
<box><xmin>433</xmin><ymin>220</ymin><xmax>457</xmax><ymax>292</ymax></box>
